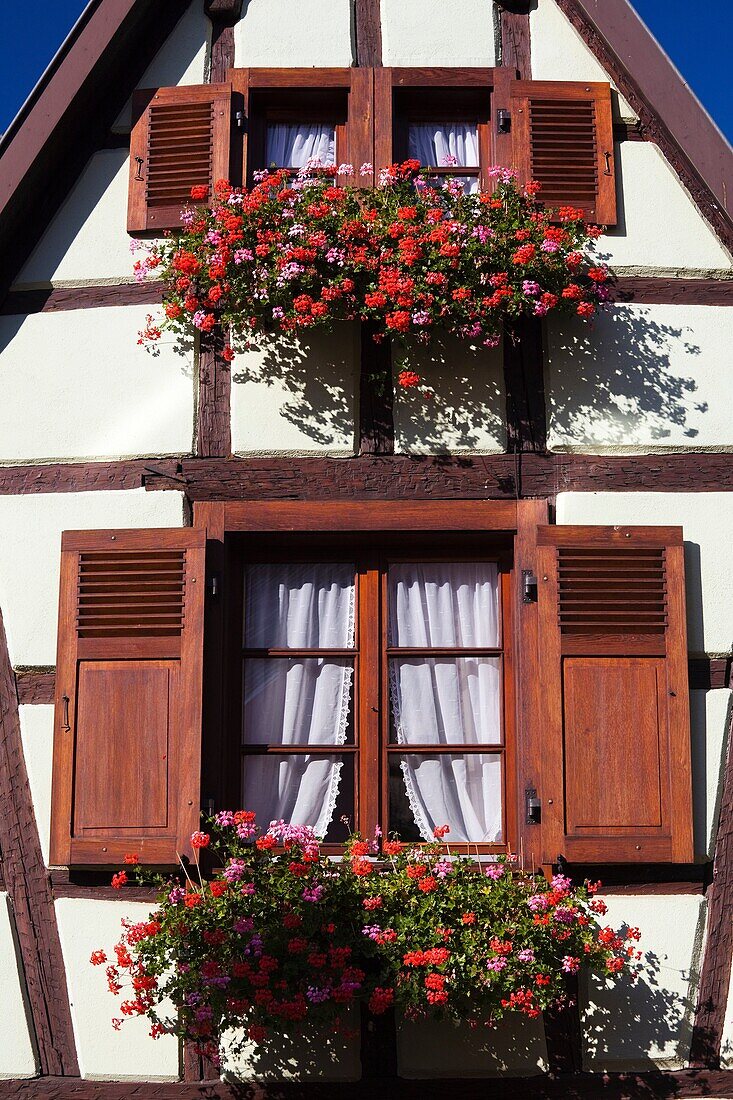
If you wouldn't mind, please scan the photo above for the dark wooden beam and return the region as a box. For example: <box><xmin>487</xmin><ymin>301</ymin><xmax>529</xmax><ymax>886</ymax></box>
<box><xmin>497</xmin><ymin>0</ymin><xmax>532</xmax><ymax>80</ymax></box>
<box><xmin>1</xmin><ymin>281</ymin><xmax>164</xmax><ymax>315</ymax></box>
<box><xmin>544</xmin><ymin>975</ymin><xmax>583</xmax><ymax>1076</ymax></box>
<box><xmin>611</xmin><ymin>278</ymin><xmax>733</xmax><ymax>306</ymax></box>
<box><xmin>354</xmin><ymin>0</ymin><xmax>383</xmax><ymax>67</ymax></box>
<box><xmin>690</xmin><ymin>706</ymin><xmax>733</xmax><ymax>1067</ymax></box>
<box><xmin>359</xmin><ymin>326</ymin><xmax>394</xmax><ymax>456</ymax></box>
<box><xmin>0</xmin><ymin>608</ymin><xmax>79</xmax><ymax>1075</ymax></box>
<box><xmin>15</xmin><ymin>670</ymin><xmax>55</xmax><ymax>705</ymax></box>
<box><xmin>0</xmin><ymin>459</ymin><xmax>181</xmax><ymax>495</ymax></box>
<box><xmin>196</xmin><ymin>329</ymin><xmax>231</xmax><ymax>458</ymax></box>
<box><xmin>502</xmin><ymin>317</ymin><xmax>547</xmax><ymax>456</ymax></box>
<box><xmin>5</xmin><ymin>1068</ymin><xmax>733</xmax><ymax>1098</ymax></box>
<box><xmin>689</xmin><ymin>658</ymin><xmax>732</xmax><ymax>691</ymax></box>
<box><xmin>204</xmin><ymin>0</ymin><xmax>242</xmax><ymax>84</ymax></box>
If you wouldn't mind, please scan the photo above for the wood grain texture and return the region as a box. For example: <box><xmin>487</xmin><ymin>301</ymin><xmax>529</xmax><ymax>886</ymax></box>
<box><xmin>354</xmin><ymin>0</ymin><xmax>382</xmax><ymax>67</ymax></box>
<box><xmin>5</xmin><ymin>1068</ymin><xmax>733</xmax><ymax>1097</ymax></box>
<box><xmin>611</xmin><ymin>278</ymin><xmax>733</xmax><ymax>306</ymax></box>
<box><xmin>690</xmin><ymin>703</ymin><xmax>733</xmax><ymax>1067</ymax></box>
<box><xmin>359</xmin><ymin>324</ymin><xmax>394</xmax><ymax>455</ymax></box>
<box><xmin>553</xmin><ymin>0</ymin><xmax>733</xmax><ymax>253</ymax></box>
<box><xmin>0</xmin><ymin>459</ymin><xmax>181</xmax><ymax>495</ymax></box>
<box><xmin>1</xmin><ymin>281</ymin><xmax>164</xmax><ymax>315</ymax></box>
<box><xmin>688</xmin><ymin>658</ymin><xmax>732</xmax><ymax>691</ymax></box>
<box><xmin>0</xmin><ymin>606</ymin><xmax>79</xmax><ymax>1075</ymax></box>
<box><xmin>498</xmin><ymin>2</ymin><xmax>532</xmax><ymax>80</ymax></box>
<box><xmin>196</xmin><ymin>328</ymin><xmax>231</xmax><ymax>458</ymax></box>
<box><xmin>503</xmin><ymin>317</ymin><xmax>546</xmax><ymax>455</ymax></box>
<box><xmin>15</xmin><ymin>670</ymin><xmax>55</xmax><ymax>705</ymax></box>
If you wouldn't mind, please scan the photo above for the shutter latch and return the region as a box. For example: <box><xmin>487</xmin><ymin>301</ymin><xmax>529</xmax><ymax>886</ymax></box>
<box><xmin>134</xmin><ymin>156</ymin><xmax>144</xmax><ymax>182</ymax></box>
<box><xmin>522</xmin><ymin>570</ymin><xmax>538</xmax><ymax>603</ymax></box>
<box><xmin>525</xmin><ymin>788</ymin><xmax>541</xmax><ymax>825</ymax></box>
<box><xmin>497</xmin><ymin>109</ymin><xmax>511</xmax><ymax>134</ymax></box>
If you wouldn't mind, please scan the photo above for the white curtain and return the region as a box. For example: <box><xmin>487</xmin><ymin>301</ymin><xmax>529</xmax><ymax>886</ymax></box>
<box><xmin>265</xmin><ymin>123</ymin><xmax>336</xmax><ymax>168</ymax></box>
<box><xmin>388</xmin><ymin>563</ymin><xmax>503</xmax><ymax>843</ymax></box>
<box><xmin>242</xmin><ymin>563</ymin><xmax>354</xmax><ymax>837</ymax></box>
<box><xmin>408</xmin><ymin>122</ymin><xmax>480</xmax><ymax>194</ymax></box>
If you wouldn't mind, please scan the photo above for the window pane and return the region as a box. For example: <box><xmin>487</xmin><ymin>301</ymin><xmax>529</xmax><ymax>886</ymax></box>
<box><xmin>389</xmin><ymin>657</ymin><xmax>501</xmax><ymax>745</ymax></box>
<box><xmin>243</xmin><ymin>658</ymin><xmax>354</xmax><ymax>745</ymax></box>
<box><xmin>388</xmin><ymin>562</ymin><xmax>499</xmax><ymax>647</ymax></box>
<box><xmin>244</xmin><ymin>563</ymin><xmax>355</xmax><ymax>648</ymax></box>
<box><xmin>389</xmin><ymin>753</ymin><xmax>503</xmax><ymax>843</ymax></box>
<box><xmin>408</xmin><ymin>122</ymin><xmax>479</xmax><ymax>168</ymax></box>
<box><xmin>266</xmin><ymin>123</ymin><xmax>336</xmax><ymax>168</ymax></box>
<box><xmin>242</xmin><ymin>754</ymin><xmax>353</xmax><ymax>842</ymax></box>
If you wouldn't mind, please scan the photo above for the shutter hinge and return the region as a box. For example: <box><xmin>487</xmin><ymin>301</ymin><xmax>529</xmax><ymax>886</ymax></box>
<box><xmin>208</xmin><ymin>573</ymin><xmax>220</xmax><ymax>598</ymax></box>
<box><xmin>522</xmin><ymin>570</ymin><xmax>538</xmax><ymax>603</ymax></box>
<box><xmin>497</xmin><ymin>109</ymin><xmax>511</xmax><ymax>134</ymax></box>
<box><xmin>525</xmin><ymin>788</ymin><xmax>541</xmax><ymax>825</ymax></box>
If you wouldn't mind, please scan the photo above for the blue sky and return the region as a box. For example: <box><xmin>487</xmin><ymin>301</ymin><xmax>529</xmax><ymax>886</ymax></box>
<box><xmin>0</xmin><ymin>1</ymin><xmax>731</xmax><ymax>141</ymax></box>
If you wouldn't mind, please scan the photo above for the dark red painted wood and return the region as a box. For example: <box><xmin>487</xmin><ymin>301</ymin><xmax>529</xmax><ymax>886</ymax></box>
<box><xmin>503</xmin><ymin>317</ymin><xmax>546</xmax><ymax>455</ymax></box>
<box><xmin>15</xmin><ymin>670</ymin><xmax>56</xmax><ymax>705</ymax></box>
<box><xmin>196</xmin><ymin>328</ymin><xmax>232</xmax><ymax>458</ymax></box>
<box><xmin>0</xmin><ymin>459</ymin><xmax>181</xmax><ymax>495</ymax></box>
<box><xmin>0</xmin><ymin>607</ymin><xmax>79</xmax><ymax>1075</ymax></box>
<box><xmin>355</xmin><ymin>0</ymin><xmax>383</xmax><ymax>66</ymax></box>
<box><xmin>498</xmin><ymin>1</ymin><xmax>532</xmax><ymax>80</ymax></box>
<box><xmin>1</xmin><ymin>282</ymin><xmax>164</xmax><ymax>315</ymax></box>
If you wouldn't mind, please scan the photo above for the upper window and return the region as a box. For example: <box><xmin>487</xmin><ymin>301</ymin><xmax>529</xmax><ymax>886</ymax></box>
<box><xmin>238</xmin><ymin>543</ymin><xmax>513</xmax><ymax>851</ymax></box>
<box><xmin>391</xmin><ymin>84</ymin><xmax>492</xmax><ymax>192</ymax></box>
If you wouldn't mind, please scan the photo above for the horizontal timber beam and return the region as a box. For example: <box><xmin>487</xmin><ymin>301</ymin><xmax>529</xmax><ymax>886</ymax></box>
<box><xmin>0</xmin><ymin>458</ymin><xmax>182</xmax><ymax>494</ymax></box>
<box><xmin>4</xmin><ymin>1068</ymin><xmax>733</xmax><ymax>1097</ymax></box>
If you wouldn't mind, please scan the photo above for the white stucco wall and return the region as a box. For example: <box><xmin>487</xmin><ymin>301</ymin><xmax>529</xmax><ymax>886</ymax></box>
<box><xmin>555</xmin><ymin>492</ymin><xmax>733</xmax><ymax>655</ymax></box>
<box><xmin>231</xmin><ymin>327</ymin><xmax>358</xmax><ymax>454</ymax></box>
<box><xmin>381</xmin><ymin>0</ymin><xmax>497</xmax><ymax>66</ymax></box>
<box><xmin>393</xmin><ymin>339</ymin><xmax>506</xmax><ymax>454</ymax></box>
<box><xmin>222</xmin><ymin>1016</ymin><xmax>360</xmax><ymax>1080</ymax></box>
<box><xmin>234</xmin><ymin>0</ymin><xmax>354</xmax><ymax>67</ymax></box>
<box><xmin>0</xmin><ymin>490</ymin><xmax>185</xmax><ymax>667</ymax></box>
<box><xmin>16</xmin><ymin>152</ymin><xmax>132</xmax><ymax>288</ymax></box>
<box><xmin>546</xmin><ymin>305</ymin><xmax>733</xmax><ymax>453</ymax></box>
<box><xmin>691</xmin><ymin>690</ymin><xmax>731</xmax><ymax>860</ymax></box>
<box><xmin>19</xmin><ymin>705</ymin><xmax>54</xmax><ymax>868</ymax></box>
<box><xmin>397</xmin><ymin>1014</ymin><xmax>546</xmax><ymax>1078</ymax></box>
<box><xmin>55</xmin><ymin>898</ymin><xmax>178</xmax><ymax>1080</ymax></box>
<box><xmin>597</xmin><ymin>144</ymin><xmax>731</xmax><ymax>273</ymax></box>
<box><xmin>0</xmin><ymin>894</ymin><xmax>38</xmax><ymax>1079</ymax></box>
<box><xmin>582</xmin><ymin>893</ymin><xmax>705</xmax><ymax>1070</ymax></box>
<box><xmin>113</xmin><ymin>0</ymin><xmax>210</xmax><ymax>132</ymax></box>
<box><xmin>0</xmin><ymin>307</ymin><xmax>194</xmax><ymax>462</ymax></box>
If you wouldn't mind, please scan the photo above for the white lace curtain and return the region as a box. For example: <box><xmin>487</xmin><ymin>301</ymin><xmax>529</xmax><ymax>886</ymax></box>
<box><xmin>265</xmin><ymin>123</ymin><xmax>336</xmax><ymax>168</ymax></box>
<box><xmin>388</xmin><ymin>563</ymin><xmax>503</xmax><ymax>843</ymax></box>
<box><xmin>242</xmin><ymin>563</ymin><xmax>354</xmax><ymax>837</ymax></box>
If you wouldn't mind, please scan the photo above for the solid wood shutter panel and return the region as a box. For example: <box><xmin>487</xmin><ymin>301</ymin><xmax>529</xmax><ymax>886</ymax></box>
<box><xmin>508</xmin><ymin>80</ymin><xmax>617</xmax><ymax>225</ymax></box>
<box><xmin>536</xmin><ymin>526</ymin><xmax>693</xmax><ymax>864</ymax></box>
<box><xmin>50</xmin><ymin>529</ymin><xmax>206</xmax><ymax>867</ymax></box>
<box><xmin>128</xmin><ymin>84</ymin><xmax>233</xmax><ymax>233</ymax></box>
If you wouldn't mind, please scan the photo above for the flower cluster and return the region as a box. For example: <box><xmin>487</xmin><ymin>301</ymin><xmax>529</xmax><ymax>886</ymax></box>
<box><xmin>135</xmin><ymin>162</ymin><xmax>610</xmax><ymax>384</ymax></box>
<box><xmin>93</xmin><ymin>814</ymin><xmax>639</xmax><ymax>1062</ymax></box>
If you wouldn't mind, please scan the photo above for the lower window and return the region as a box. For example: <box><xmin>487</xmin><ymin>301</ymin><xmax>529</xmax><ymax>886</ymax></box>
<box><xmin>236</xmin><ymin>538</ymin><xmax>515</xmax><ymax>851</ymax></box>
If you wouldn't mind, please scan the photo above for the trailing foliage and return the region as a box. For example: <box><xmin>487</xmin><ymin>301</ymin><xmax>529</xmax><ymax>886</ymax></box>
<box><xmin>134</xmin><ymin>161</ymin><xmax>610</xmax><ymax>385</ymax></box>
<box><xmin>94</xmin><ymin>815</ymin><xmax>640</xmax><ymax>1064</ymax></box>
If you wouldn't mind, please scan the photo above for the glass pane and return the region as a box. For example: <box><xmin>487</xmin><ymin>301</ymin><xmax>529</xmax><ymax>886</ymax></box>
<box><xmin>242</xmin><ymin>754</ymin><xmax>353</xmax><ymax>842</ymax></box>
<box><xmin>244</xmin><ymin>562</ymin><xmax>355</xmax><ymax>648</ymax></box>
<box><xmin>388</xmin><ymin>562</ymin><xmax>499</xmax><ymax>647</ymax></box>
<box><xmin>243</xmin><ymin>658</ymin><xmax>354</xmax><ymax>745</ymax></box>
<box><xmin>389</xmin><ymin>753</ymin><xmax>503</xmax><ymax>843</ymax></box>
<box><xmin>408</xmin><ymin>122</ymin><xmax>479</xmax><ymax>168</ymax></box>
<box><xmin>265</xmin><ymin>122</ymin><xmax>336</xmax><ymax>168</ymax></box>
<box><xmin>389</xmin><ymin>657</ymin><xmax>501</xmax><ymax>745</ymax></box>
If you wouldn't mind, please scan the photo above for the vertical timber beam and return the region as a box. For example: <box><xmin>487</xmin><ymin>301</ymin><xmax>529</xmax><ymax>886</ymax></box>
<box><xmin>690</xmin><ymin>706</ymin><xmax>733</xmax><ymax>1067</ymax></box>
<box><xmin>197</xmin><ymin>0</ymin><xmax>241</xmax><ymax>460</ymax></box>
<box><xmin>0</xmin><ymin>607</ymin><xmax>79</xmax><ymax>1075</ymax></box>
<box><xmin>355</xmin><ymin>1</ymin><xmax>394</xmax><ymax>457</ymax></box>
<box><xmin>502</xmin><ymin>317</ymin><xmax>547</xmax><ymax>459</ymax></box>
<box><xmin>496</xmin><ymin>0</ymin><xmax>533</xmax><ymax>80</ymax></box>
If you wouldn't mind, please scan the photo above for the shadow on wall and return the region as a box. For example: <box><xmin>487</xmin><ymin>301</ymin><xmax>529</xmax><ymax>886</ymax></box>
<box><xmin>393</xmin><ymin>335</ymin><xmax>505</xmax><ymax>454</ymax></box>
<box><xmin>232</xmin><ymin>327</ymin><xmax>357</xmax><ymax>448</ymax></box>
<box><xmin>548</xmin><ymin>306</ymin><xmax>703</xmax><ymax>446</ymax></box>
<box><xmin>583</xmin><ymin>935</ymin><xmax>701</xmax><ymax>1071</ymax></box>
<box><xmin>220</xmin><ymin>1019</ymin><xmax>360</xmax><ymax>1082</ymax></box>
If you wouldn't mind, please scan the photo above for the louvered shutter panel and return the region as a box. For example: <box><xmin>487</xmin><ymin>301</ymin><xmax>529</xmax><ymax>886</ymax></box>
<box><xmin>536</xmin><ymin>526</ymin><xmax>693</xmax><ymax>864</ymax></box>
<box><xmin>128</xmin><ymin>84</ymin><xmax>233</xmax><ymax>233</ymax></box>
<box><xmin>508</xmin><ymin>80</ymin><xmax>616</xmax><ymax>225</ymax></box>
<box><xmin>50</xmin><ymin>529</ymin><xmax>206</xmax><ymax>867</ymax></box>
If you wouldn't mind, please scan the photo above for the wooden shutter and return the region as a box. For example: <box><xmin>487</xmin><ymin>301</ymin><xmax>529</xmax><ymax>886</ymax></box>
<box><xmin>50</xmin><ymin>529</ymin><xmax>206</xmax><ymax>867</ymax></box>
<box><xmin>508</xmin><ymin>80</ymin><xmax>616</xmax><ymax>224</ymax></box>
<box><xmin>128</xmin><ymin>84</ymin><xmax>233</xmax><ymax>233</ymax></box>
<box><xmin>536</xmin><ymin>526</ymin><xmax>693</xmax><ymax>864</ymax></box>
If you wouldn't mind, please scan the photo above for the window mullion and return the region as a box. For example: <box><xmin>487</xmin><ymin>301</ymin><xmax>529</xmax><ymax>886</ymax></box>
<box><xmin>356</xmin><ymin>561</ymin><xmax>381</xmax><ymax>840</ymax></box>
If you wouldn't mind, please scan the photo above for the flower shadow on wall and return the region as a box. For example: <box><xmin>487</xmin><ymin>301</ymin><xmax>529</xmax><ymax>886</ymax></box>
<box><xmin>231</xmin><ymin>325</ymin><xmax>358</xmax><ymax>450</ymax></box>
<box><xmin>582</xmin><ymin>945</ymin><xmax>698</xmax><ymax>1070</ymax></box>
<box><xmin>547</xmin><ymin>307</ymin><xmax>704</xmax><ymax>449</ymax></box>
